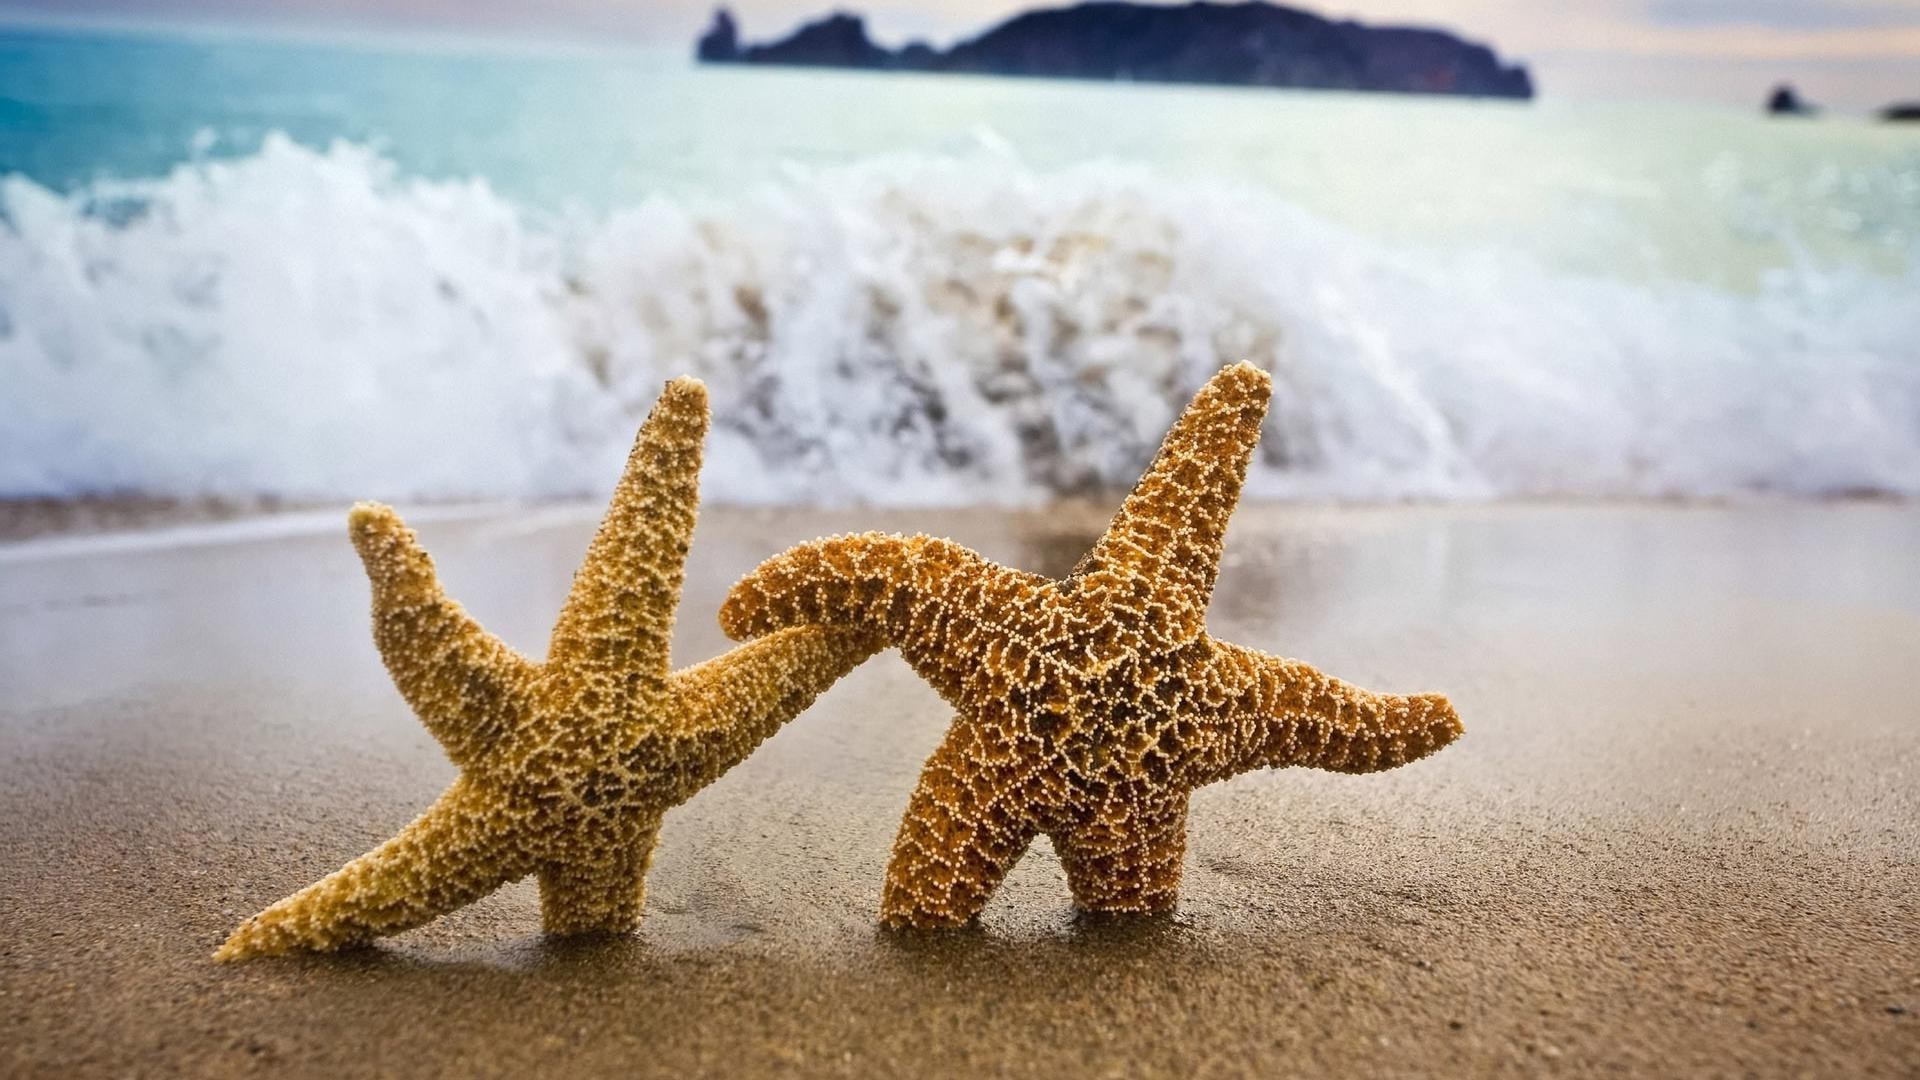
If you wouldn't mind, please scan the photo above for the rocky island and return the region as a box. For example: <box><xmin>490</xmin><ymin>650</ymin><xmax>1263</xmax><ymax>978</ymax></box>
<box><xmin>696</xmin><ymin>2</ymin><xmax>1535</xmax><ymax>100</ymax></box>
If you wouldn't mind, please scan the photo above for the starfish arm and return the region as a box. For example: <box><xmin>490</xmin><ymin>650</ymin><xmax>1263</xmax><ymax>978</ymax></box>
<box><xmin>1071</xmin><ymin>362</ymin><xmax>1272</xmax><ymax>614</ymax></box>
<box><xmin>1192</xmin><ymin>640</ymin><xmax>1463</xmax><ymax>783</ymax></box>
<box><xmin>720</xmin><ymin>532</ymin><xmax>1054</xmax><ymax>705</ymax></box>
<box><xmin>656</xmin><ymin>625</ymin><xmax>885</xmax><ymax>804</ymax></box>
<box><xmin>547</xmin><ymin>376</ymin><xmax>708</xmax><ymax>683</ymax></box>
<box><xmin>349</xmin><ymin>503</ymin><xmax>538</xmax><ymax>770</ymax></box>
<box><xmin>537</xmin><ymin>823</ymin><xmax>662</xmax><ymax>935</ymax></box>
<box><xmin>881</xmin><ymin>720</ymin><xmax>1038</xmax><ymax>928</ymax></box>
<box><xmin>214</xmin><ymin>777</ymin><xmax>532</xmax><ymax>961</ymax></box>
<box><xmin>1052</xmin><ymin>798</ymin><xmax>1188</xmax><ymax>915</ymax></box>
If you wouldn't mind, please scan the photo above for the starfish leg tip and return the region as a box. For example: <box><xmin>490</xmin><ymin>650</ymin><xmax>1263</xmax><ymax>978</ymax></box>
<box><xmin>212</xmin><ymin>923</ymin><xmax>266</xmax><ymax>964</ymax></box>
<box><xmin>879</xmin><ymin>909</ymin><xmax>975</xmax><ymax>931</ymax></box>
<box><xmin>346</xmin><ymin>501</ymin><xmax>411</xmax><ymax>561</ymax></box>
<box><xmin>644</xmin><ymin>376</ymin><xmax>710</xmax><ymax>435</ymax></box>
<box><xmin>1420</xmin><ymin>692</ymin><xmax>1466</xmax><ymax>744</ymax></box>
<box><xmin>1223</xmin><ymin>358</ymin><xmax>1270</xmax><ymax>383</ymax></box>
<box><xmin>661</xmin><ymin>374</ymin><xmax>708</xmax><ymax>403</ymax></box>
<box><xmin>347</xmin><ymin>500</ymin><xmax>397</xmax><ymax>533</ymax></box>
<box><xmin>715</xmin><ymin>591</ymin><xmax>755</xmax><ymax>640</ymax></box>
<box><xmin>1218</xmin><ymin>360</ymin><xmax>1273</xmax><ymax>404</ymax></box>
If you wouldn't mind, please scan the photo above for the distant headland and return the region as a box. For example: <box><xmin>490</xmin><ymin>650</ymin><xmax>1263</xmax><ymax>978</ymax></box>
<box><xmin>696</xmin><ymin>2</ymin><xmax>1535</xmax><ymax>100</ymax></box>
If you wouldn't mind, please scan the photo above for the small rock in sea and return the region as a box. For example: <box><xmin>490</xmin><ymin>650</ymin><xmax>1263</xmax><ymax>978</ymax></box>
<box><xmin>1766</xmin><ymin>83</ymin><xmax>1816</xmax><ymax>116</ymax></box>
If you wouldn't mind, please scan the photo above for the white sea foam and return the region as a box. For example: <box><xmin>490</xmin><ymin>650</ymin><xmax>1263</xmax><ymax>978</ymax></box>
<box><xmin>3</xmin><ymin>135</ymin><xmax>1916</xmax><ymax>505</ymax></box>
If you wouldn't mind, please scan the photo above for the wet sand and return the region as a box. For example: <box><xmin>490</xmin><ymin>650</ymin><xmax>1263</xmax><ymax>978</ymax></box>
<box><xmin>2</xmin><ymin>502</ymin><xmax>1916</xmax><ymax>1077</ymax></box>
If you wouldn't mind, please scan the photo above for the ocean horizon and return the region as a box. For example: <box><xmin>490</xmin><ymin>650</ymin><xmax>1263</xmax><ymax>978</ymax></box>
<box><xmin>3</xmin><ymin>23</ymin><xmax>1916</xmax><ymax>507</ymax></box>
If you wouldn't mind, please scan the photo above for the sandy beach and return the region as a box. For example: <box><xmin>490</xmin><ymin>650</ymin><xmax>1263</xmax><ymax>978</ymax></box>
<box><xmin>1</xmin><ymin>501</ymin><xmax>1915</xmax><ymax>1077</ymax></box>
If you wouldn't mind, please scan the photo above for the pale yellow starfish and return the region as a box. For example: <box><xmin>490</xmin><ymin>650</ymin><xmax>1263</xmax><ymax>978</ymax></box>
<box><xmin>721</xmin><ymin>362</ymin><xmax>1464</xmax><ymax>928</ymax></box>
<box><xmin>217</xmin><ymin>378</ymin><xmax>879</xmax><ymax>961</ymax></box>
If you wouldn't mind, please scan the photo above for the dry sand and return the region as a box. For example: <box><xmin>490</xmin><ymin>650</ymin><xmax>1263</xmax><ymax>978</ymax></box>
<box><xmin>1</xmin><ymin>502</ymin><xmax>1916</xmax><ymax>1077</ymax></box>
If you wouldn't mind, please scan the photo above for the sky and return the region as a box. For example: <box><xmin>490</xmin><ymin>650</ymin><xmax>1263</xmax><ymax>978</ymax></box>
<box><xmin>1</xmin><ymin>0</ymin><xmax>1916</xmax><ymax>107</ymax></box>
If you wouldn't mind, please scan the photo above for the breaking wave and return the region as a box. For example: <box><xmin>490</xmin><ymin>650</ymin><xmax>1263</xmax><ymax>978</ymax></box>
<box><xmin>3</xmin><ymin>134</ymin><xmax>1916</xmax><ymax>505</ymax></box>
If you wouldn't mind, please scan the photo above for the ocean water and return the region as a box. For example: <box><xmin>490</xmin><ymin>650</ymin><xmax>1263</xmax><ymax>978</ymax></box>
<box><xmin>2</xmin><ymin>25</ymin><xmax>1917</xmax><ymax>505</ymax></box>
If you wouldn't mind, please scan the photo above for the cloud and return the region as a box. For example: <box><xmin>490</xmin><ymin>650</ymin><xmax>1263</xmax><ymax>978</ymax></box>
<box><xmin>1315</xmin><ymin>0</ymin><xmax>1920</xmax><ymax>59</ymax></box>
<box><xmin>1643</xmin><ymin>0</ymin><xmax>1920</xmax><ymax>29</ymax></box>
<box><xmin>5</xmin><ymin>0</ymin><xmax>1918</xmax><ymax>102</ymax></box>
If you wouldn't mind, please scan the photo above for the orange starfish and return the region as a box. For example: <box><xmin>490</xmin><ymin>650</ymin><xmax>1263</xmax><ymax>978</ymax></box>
<box><xmin>720</xmin><ymin>362</ymin><xmax>1463</xmax><ymax>927</ymax></box>
<box><xmin>218</xmin><ymin>378</ymin><xmax>878</xmax><ymax>960</ymax></box>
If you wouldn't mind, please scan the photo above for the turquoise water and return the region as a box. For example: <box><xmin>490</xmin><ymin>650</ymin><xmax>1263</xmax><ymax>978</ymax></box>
<box><xmin>2</xmin><ymin>26</ymin><xmax>1917</xmax><ymax>503</ymax></box>
<box><xmin>8</xmin><ymin>26</ymin><xmax>1915</xmax><ymax>283</ymax></box>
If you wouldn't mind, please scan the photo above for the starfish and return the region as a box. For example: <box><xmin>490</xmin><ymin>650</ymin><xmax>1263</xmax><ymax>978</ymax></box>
<box><xmin>217</xmin><ymin>378</ymin><xmax>879</xmax><ymax>960</ymax></box>
<box><xmin>720</xmin><ymin>362</ymin><xmax>1464</xmax><ymax>928</ymax></box>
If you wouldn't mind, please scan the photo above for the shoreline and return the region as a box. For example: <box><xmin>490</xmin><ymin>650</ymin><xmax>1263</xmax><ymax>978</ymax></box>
<box><xmin>5</xmin><ymin>490</ymin><xmax>1912</xmax><ymax>550</ymax></box>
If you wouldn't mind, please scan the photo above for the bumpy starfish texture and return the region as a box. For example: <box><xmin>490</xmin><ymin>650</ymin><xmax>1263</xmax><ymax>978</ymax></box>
<box><xmin>721</xmin><ymin>362</ymin><xmax>1464</xmax><ymax>928</ymax></box>
<box><xmin>217</xmin><ymin>378</ymin><xmax>879</xmax><ymax>961</ymax></box>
